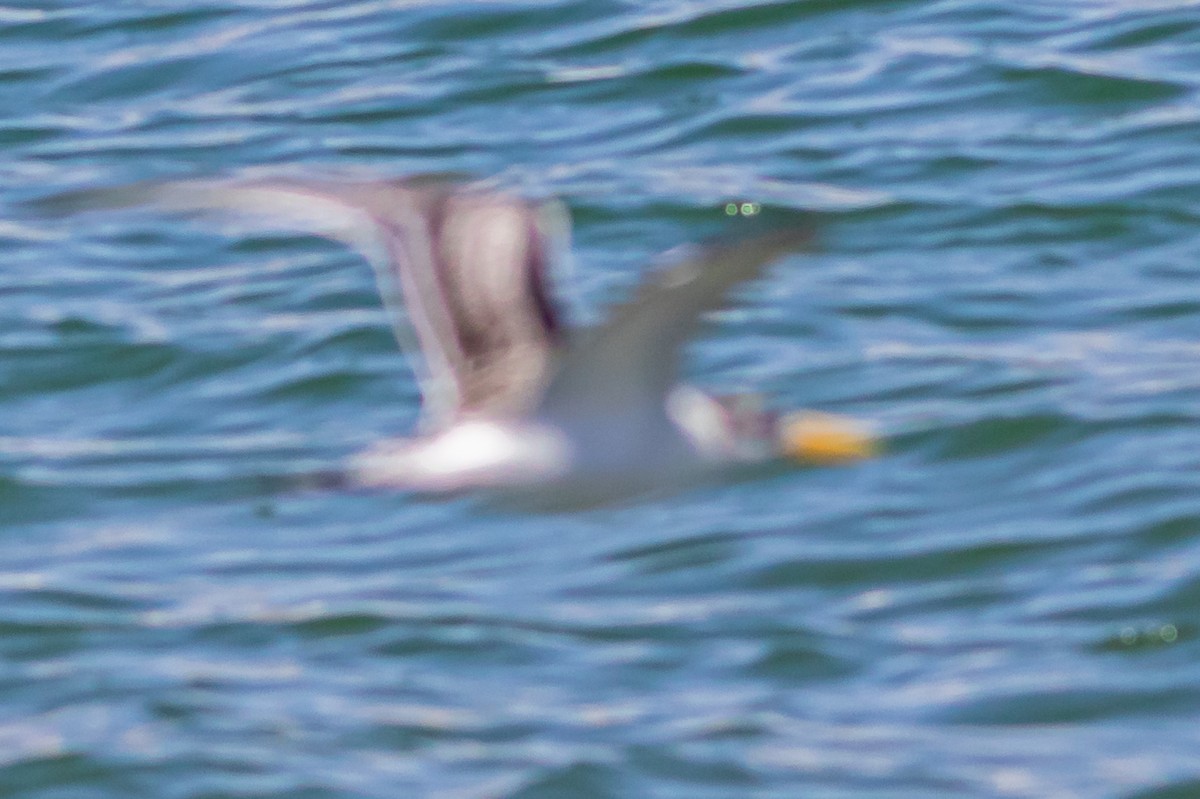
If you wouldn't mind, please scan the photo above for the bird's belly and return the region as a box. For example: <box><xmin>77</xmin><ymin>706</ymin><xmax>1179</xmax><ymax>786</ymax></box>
<box><xmin>349</xmin><ymin>420</ymin><xmax>571</xmax><ymax>492</ymax></box>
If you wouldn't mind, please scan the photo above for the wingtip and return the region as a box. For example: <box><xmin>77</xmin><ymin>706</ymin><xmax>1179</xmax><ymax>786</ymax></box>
<box><xmin>724</xmin><ymin>208</ymin><xmax>821</xmax><ymax>253</ymax></box>
<box><xmin>24</xmin><ymin>184</ymin><xmax>151</xmax><ymax>217</ymax></box>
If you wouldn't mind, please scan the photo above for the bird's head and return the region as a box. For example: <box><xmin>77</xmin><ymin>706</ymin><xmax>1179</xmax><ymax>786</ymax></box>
<box><xmin>671</xmin><ymin>388</ymin><xmax>878</xmax><ymax>466</ymax></box>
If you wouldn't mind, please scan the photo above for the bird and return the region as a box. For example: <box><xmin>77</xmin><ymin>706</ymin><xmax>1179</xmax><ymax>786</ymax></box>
<box><xmin>39</xmin><ymin>176</ymin><xmax>876</xmax><ymax>504</ymax></box>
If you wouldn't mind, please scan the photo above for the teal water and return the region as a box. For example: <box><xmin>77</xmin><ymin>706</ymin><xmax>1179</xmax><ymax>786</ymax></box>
<box><xmin>4</xmin><ymin>1</ymin><xmax>1200</xmax><ymax>796</ymax></box>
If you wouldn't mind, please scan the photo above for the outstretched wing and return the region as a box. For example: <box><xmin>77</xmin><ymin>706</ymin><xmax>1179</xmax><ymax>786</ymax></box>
<box><xmin>36</xmin><ymin>178</ymin><xmax>567</xmax><ymax>428</ymax></box>
<box><xmin>537</xmin><ymin>224</ymin><xmax>815</xmax><ymax>431</ymax></box>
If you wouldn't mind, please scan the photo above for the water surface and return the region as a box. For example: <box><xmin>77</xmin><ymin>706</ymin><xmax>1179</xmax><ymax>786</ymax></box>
<box><xmin>3</xmin><ymin>1</ymin><xmax>1200</xmax><ymax>797</ymax></box>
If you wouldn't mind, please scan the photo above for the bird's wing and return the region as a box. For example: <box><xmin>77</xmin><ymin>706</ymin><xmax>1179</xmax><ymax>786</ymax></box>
<box><xmin>37</xmin><ymin>179</ymin><xmax>566</xmax><ymax>427</ymax></box>
<box><xmin>537</xmin><ymin>225</ymin><xmax>815</xmax><ymax>430</ymax></box>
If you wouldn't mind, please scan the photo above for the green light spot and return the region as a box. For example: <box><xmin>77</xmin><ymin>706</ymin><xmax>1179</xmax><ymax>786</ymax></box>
<box><xmin>725</xmin><ymin>203</ymin><xmax>738</xmax><ymax>215</ymax></box>
<box><xmin>1161</xmin><ymin>624</ymin><xmax>1178</xmax><ymax>643</ymax></box>
<box><xmin>741</xmin><ymin>202</ymin><xmax>758</xmax><ymax>216</ymax></box>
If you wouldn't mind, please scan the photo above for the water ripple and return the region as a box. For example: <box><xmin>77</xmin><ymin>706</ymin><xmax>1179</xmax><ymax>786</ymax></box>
<box><xmin>4</xmin><ymin>0</ymin><xmax>1200</xmax><ymax>797</ymax></box>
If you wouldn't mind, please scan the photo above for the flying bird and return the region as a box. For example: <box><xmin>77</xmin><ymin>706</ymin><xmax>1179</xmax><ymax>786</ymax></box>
<box><xmin>40</xmin><ymin>177</ymin><xmax>876</xmax><ymax>502</ymax></box>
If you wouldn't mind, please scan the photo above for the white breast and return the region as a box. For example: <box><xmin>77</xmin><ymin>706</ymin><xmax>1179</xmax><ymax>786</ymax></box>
<box><xmin>349</xmin><ymin>420</ymin><xmax>572</xmax><ymax>492</ymax></box>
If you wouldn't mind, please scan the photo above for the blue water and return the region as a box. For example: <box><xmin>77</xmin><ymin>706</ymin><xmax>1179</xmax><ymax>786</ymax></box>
<box><xmin>4</xmin><ymin>1</ymin><xmax>1200</xmax><ymax>796</ymax></box>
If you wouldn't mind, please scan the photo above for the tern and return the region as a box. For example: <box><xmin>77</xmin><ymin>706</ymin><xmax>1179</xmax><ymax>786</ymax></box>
<box><xmin>42</xmin><ymin>177</ymin><xmax>876</xmax><ymax>502</ymax></box>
